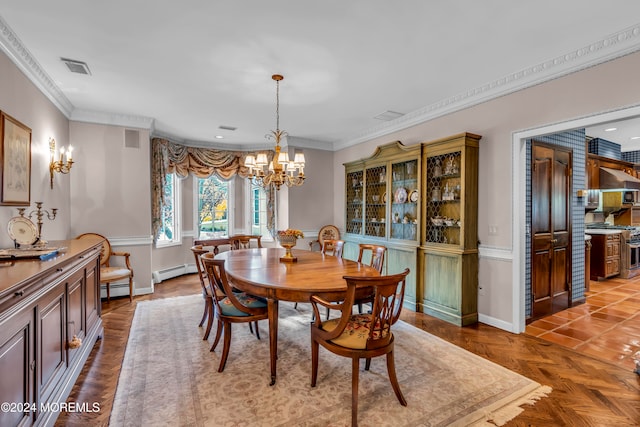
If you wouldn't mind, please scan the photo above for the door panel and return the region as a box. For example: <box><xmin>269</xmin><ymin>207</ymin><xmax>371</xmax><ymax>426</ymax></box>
<box><xmin>531</xmin><ymin>143</ymin><xmax>572</xmax><ymax>321</ymax></box>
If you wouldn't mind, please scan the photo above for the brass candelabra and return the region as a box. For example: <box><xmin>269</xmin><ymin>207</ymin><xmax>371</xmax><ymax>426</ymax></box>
<box><xmin>18</xmin><ymin>202</ymin><xmax>57</xmax><ymax>244</ymax></box>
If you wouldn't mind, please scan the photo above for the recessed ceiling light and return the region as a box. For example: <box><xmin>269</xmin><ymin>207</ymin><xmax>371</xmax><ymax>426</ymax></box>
<box><xmin>631</xmin><ymin>136</ymin><xmax>640</xmax><ymax>140</ymax></box>
<box><xmin>604</xmin><ymin>127</ymin><xmax>617</xmax><ymax>132</ymax></box>
<box><xmin>215</xmin><ymin>135</ymin><xmax>224</xmax><ymax>139</ymax></box>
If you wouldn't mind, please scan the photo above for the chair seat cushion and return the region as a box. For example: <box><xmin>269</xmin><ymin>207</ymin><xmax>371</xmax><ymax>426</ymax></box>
<box><xmin>321</xmin><ymin>314</ymin><xmax>390</xmax><ymax>349</ymax></box>
<box><xmin>219</xmin><ymin>293</ymin><xmax>267</xmax><ymax>317</ymax></box>
<box><xmin>100</xmin><ymin>267</ymin><xmax>132</xmax><ymax>282</ymax></box>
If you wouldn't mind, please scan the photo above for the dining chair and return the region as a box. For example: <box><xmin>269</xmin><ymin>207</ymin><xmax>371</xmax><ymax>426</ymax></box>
<box><xmin>310</xmin><ymin>268</ymin><xmax>410</xmax><ymax>427</ymax></box>
<box><xmin>354</xmin><ymin>243</ymin><xmax>387</xmax><ymax>313</ymax></box>
<box><xmin>322</xmin><ymin>239</ymin><xmax>345</xmax><ymax>258</ymax></box>
<box><xmin>190</xmin><ymin>245</ymin><xmax>225</xmax><ymax>340</ymax></box>
<box><xmin>76</xmin><ymin>233</ymin><xmax>134</xmax><ymax>302</ymax></box>
<box><xmin>294</xmin><ymin>239</ymin><xmax>346</xmax><ymax>319</ymax></box>
<box><xmin>201</xmin><ymin>253</ymin><xmax>269</xmax><ymax>372</ymax></box>
<box><xmin>309</xmin><ymin>225</ymin><xmax>341</xmax><ymax>251</ymax></box>
<box><xmin>229</xmin><ymin>234</ymin><xmax>263</xmax><ymax>250</ymax></box>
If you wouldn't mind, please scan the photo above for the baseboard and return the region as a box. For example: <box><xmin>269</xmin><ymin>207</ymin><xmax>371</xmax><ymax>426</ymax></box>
<box><xmin>478</xmin><ymin>313</ymin><xmax>517</xmax><ymax>333</ymax></box>
<box><xmin>152</xmin><ymin>264</ymin><xmax>197</xmax><ymax>283</ymax></box>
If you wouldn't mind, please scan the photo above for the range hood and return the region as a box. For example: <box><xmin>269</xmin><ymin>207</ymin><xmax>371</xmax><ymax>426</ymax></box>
<box><xmin>599</xmin><ymin>167</ymin><xmax>640</xmax><ymax>191</ymax></box>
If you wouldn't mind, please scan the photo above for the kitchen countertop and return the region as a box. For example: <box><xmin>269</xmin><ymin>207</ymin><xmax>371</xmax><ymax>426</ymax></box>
<box><xmin>585</xmin><ymin>229</ymin><xmax>623</xmax><ymax>235</ymax></box>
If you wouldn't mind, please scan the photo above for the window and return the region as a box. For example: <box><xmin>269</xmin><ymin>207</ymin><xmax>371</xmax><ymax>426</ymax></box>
<box><xmin>197</xmin><ymin>175</ymin><xmax>230</xmax><ymax>239</ymax></box>
<box><xmin>250</xmin><ymin>183</ymin><xmax>269</xmax><ymax>238</ymax></box>
<box><xmin>157</xmin><ymin>173</ymin><xmax>181</xmax><ymax>246</ymax></box>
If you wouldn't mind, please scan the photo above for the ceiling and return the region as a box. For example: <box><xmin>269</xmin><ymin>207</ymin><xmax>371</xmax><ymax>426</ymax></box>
<box><xmin>1</xmin><ymin>1</ymin><xmax>640</xmax><ymax>151</ymax></box>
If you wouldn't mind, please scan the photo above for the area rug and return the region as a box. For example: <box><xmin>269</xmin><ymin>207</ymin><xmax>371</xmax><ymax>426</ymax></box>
<box><xmin>110</xmin><ymin>295</ymin><xmax>551</xmax><ymax>427</ymax></box>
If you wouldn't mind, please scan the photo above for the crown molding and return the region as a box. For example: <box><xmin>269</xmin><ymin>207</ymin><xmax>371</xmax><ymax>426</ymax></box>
<box><xmin>334</xmin><ymin>23</ymin><xmax>640</xmax><ymax>150</ymax></box>
<box><xmin>70</xmin><ymin>108</ymin><xmax>154</xmax><ymax>130</ymax></box>
<box><xmin>0</xmin><ymin>15</ymin><xmax>74</xmax><ymax>116</ymax></box>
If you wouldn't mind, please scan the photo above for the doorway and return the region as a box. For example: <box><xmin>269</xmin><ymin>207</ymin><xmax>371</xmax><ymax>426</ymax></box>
<box><xmin>530</xmin><ymin>142</ymin><xmax>572</xmax><ymax>320</ymax></box>
<box><xmin>512</xmin><ymin>105</ymin><xmax>640</xmax><ymax>333</ymax></box>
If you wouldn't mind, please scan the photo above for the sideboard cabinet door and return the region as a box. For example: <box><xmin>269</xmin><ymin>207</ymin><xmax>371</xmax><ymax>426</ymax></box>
<box><xmin>0</xmin><ymin>306</ymin><xmax>35</xmax><ymax>427</ymax></box>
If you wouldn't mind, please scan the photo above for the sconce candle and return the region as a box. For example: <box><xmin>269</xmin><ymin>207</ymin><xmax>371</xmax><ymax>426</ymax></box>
<box><xmin>49</xmin><ymin>138</ymin><xmax>74</xmax><ymax>189</ymax></box>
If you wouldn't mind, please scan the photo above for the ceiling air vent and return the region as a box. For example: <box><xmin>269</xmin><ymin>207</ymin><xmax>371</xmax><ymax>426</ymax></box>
<box><xmin>61</xmin><ymin>57</ymin><xmax>91</xmax><ymax>75</ymax></box>
<box><xmin>218</xmin><ymin>125</ymin><xmax>237</xmax><ymax>131</ymax></box>
<box><xmin>373</xmin><ymin>110</ymin><xmax>404</xmax><ymax>121</ymax></box>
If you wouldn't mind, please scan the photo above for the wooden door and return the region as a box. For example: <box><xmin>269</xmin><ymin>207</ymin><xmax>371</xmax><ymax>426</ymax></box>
<box><xmin>531</xmin><ymin>143</ymin><xmax>572</xmax><ymax>320</ymax></box>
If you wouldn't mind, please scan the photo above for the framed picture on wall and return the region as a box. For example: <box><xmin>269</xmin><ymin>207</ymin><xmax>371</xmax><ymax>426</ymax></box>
<box><xmin>0</xmin><ymin>112</ymin><xmax>32</xmax><ymax>205</ymax></box>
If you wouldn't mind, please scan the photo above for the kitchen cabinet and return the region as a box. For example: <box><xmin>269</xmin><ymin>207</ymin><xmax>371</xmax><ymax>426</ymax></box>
<box><xmin>419</xmin><ymin>132</ymin><xmax>481</xmax><ymax>326</ymax></box>
<box><xmin>0</xmin><ymin>238</ymin><xmax>103</xmax><ymax>427</ymax></box>
<box><xmin>589</xmin><ymin>232</ymin><xmax>621</xmax><ymax>280</ymax></box>
<box><xmin>615</xmin><ymin>207</ymin><xmax>640</xmax><ymax>226</ymax></box>
<box><xmin>344</xmin><ymin>141</ymin><xmax>421</xmax><ymax>310</ymax></box>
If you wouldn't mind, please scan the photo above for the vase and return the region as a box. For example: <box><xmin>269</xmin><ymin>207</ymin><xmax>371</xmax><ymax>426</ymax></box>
<box><xmin>278</xmin><ymin>235</ymin><xmax>298</xmax><ymax>262</ymax></box>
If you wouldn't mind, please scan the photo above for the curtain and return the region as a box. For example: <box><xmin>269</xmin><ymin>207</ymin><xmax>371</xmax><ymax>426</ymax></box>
<box><xmin>151</xmin><ymin>137</ymin><xmax>276</xmax><ymax>241</ymax></box>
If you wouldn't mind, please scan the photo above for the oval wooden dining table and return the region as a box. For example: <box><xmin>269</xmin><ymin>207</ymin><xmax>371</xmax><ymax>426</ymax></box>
<box><xmin>215</xmin><ymin>247</ymin><xmax>380</xmax><ymax>385</ymax></box>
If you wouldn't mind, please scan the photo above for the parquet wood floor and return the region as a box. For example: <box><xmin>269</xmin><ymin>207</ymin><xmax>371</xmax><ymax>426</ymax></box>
<box><xmin>57</xmin><ymin>274</ymin><xmax>640</xmax><ymax>426</ymax></box>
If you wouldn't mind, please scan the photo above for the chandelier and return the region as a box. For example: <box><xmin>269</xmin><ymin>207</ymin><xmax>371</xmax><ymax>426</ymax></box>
<box><xmin>244</xmin><ymin>74</ymin><xmax>306</xmax><ymax>190</ymax></box>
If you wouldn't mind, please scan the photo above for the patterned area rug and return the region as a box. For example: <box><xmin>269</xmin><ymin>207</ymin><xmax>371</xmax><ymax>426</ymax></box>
<box><xmin>110</xmin><ymin>295</ymin><xmax>550</xmax><ymax>427</ymax></box>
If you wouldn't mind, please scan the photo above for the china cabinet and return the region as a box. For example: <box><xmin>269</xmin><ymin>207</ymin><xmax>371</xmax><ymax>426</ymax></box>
<box><xmin>419</xmin><ymin>132</ymin><xmax>481</xmax><ymax>326</ymax></box>
<box><xmin>344</xmin><ymin>141</ymin><xmax>421</xmax><ymax>309</ymax></box>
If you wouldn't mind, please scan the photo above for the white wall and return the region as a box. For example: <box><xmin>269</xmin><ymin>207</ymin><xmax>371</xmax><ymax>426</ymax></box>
<box><xmin>69</xmin><ymin>121</ymin><xmax>153</xmax><ymax>295</ymax></box>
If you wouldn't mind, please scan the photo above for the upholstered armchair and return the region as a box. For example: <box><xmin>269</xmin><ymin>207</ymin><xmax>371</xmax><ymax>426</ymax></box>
<box><xmin>76</xmin><ymin>233</ymin><xmax>134</xmax><ymax>302</ymax></box>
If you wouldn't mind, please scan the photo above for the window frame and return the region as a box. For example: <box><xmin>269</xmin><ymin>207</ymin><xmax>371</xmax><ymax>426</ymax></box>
<box><xmin>194</xmin><ymin>175</ymin><xmax>234</xmax><ymax>239</ymax></box>
<box><xmin>246</xmin><ymin>179</ymin><xmax>272</xmax><ymax>242</ymax></box>
<box><xmin>156</xmin><ymin>172</ymin><xmax>182</xmax><ymax>248</ymax></box>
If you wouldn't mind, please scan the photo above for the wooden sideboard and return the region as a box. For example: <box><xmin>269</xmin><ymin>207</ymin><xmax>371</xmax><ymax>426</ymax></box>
<box><xmin>0</xmin><ymin>237</ymin><xmax>103</xmax><ymax>427</ymax></box>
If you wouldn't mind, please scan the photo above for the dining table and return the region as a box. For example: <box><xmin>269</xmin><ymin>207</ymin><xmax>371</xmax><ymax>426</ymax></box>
<box><xmin>215</xmin><ymin>247</ymin><xmax>380</xmax><ymax>385</ymax></box>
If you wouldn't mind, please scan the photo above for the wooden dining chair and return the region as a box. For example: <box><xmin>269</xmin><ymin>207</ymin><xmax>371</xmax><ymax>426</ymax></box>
<box><xmin>190</xmin><ymin>245</ymin><xmax>224</xmax><ymax>340</ymax></box>
<box><xmin>322</xmin><ymin>239</ymin><xmax>345</xmax><ymax>258</ymax></box>
<box><xmin>295</xmin><ymin>239</ymin><xmax>346</xmax><ymax>318</ymax></box>
<box><xmin>201</xmin><ymin>253</ymin><xmax>268</xmax><ymax>372</ymax></box>
<box><xmin>310</xmin><ymin>268</ymin><xmax>410</xmax><ymax>427</ymax></box>
<box><xmin>354</xmin><ymin>243</ymin><xmax>387</xmax><ymax>313</ymax></box>
<box><xmin>229</xmin><ymin>234</ymin><xmax>262</xmax><ymax>250</ymax></box>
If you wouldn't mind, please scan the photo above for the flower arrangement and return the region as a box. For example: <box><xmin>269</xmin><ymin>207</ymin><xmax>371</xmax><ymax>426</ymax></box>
<box><xmin>277</xmin><ymin>229</ymin><xmax>304</xmax><ymax>239</ymax></box>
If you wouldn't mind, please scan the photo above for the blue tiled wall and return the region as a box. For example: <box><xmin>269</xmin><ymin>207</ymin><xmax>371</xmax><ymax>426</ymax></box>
<box><xmin>525</xmin><ymin>129</ymin><xmax>586</xmax><ymax>318</ymax></box>
<box><xmin>622</xmin><ymin>150</ymin><xmax>640</xmax><ymax>164</ymax></box>
<box><xmin>588</xmin><ymin>137</ymin><xmax>621</xmax><ymax>160</ymax></box>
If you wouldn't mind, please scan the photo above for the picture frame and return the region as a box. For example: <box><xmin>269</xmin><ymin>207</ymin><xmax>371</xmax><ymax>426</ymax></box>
<box><xmin>0</xmin><ymin>112</ymin><xmax>32</xmax><ymax>205</ymax></box>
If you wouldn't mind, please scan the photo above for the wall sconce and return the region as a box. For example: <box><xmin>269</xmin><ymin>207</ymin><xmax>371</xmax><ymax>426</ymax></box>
<box><xmin>49</xmin><ymin>138</ymin><xmax>73</xmax><ymax>189</ymax></box>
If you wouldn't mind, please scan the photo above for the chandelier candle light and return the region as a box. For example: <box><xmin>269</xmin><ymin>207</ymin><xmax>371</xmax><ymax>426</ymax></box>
<box><xmin>49</xmin><ymin>138</ymin><xmax>74</xmax><ymax>189</ymax></box>
<box><xmin>277</xmin><ymin>229</ymin><xmax>304</xmax><ymax>262</ymax></box>
<box><xmin>244</xmin><ymin>74</ymin><xmax>306</xmax><ymax>190</ymax></box>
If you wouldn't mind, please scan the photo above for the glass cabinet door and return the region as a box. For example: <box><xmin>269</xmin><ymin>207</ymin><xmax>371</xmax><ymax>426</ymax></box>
<box><xmin>364</xmin><ymin>165</ymin><xmax>386</xmax><ymax>238</ymax></box>
<box><xmin>390</xmin><ymin>159</ymin><xmax>418</xmax><ymax>241</ymax></box>
<box><xmin>345</xmin><ymin>170</ymin><xmax>364</xmax><ymax>234</ymax></box>
<box><xmin>425</xmin><ymin>151</ymin><xmax>462</xmax><ymax>245</ymax></box>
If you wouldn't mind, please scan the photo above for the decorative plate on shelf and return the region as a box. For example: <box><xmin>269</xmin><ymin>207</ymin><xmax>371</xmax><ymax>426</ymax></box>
<box><xmin>409</xmin><ymin>189</ymin><xmax>419</xmax><ymax>203</ymax></box>
<box><xmin>7</xmin><ymin>216</ymin><xmax>38</xmax><ymax>245</ymax></box>
<box><xmin>382</xmin><ymin>192</ymin><xmax>387</xmax><ymax>203</ymax></box>
<box><xmin>394</xmin><ymin>187</ymin><xmax>408</xmax><ymax>203</ymax></box>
